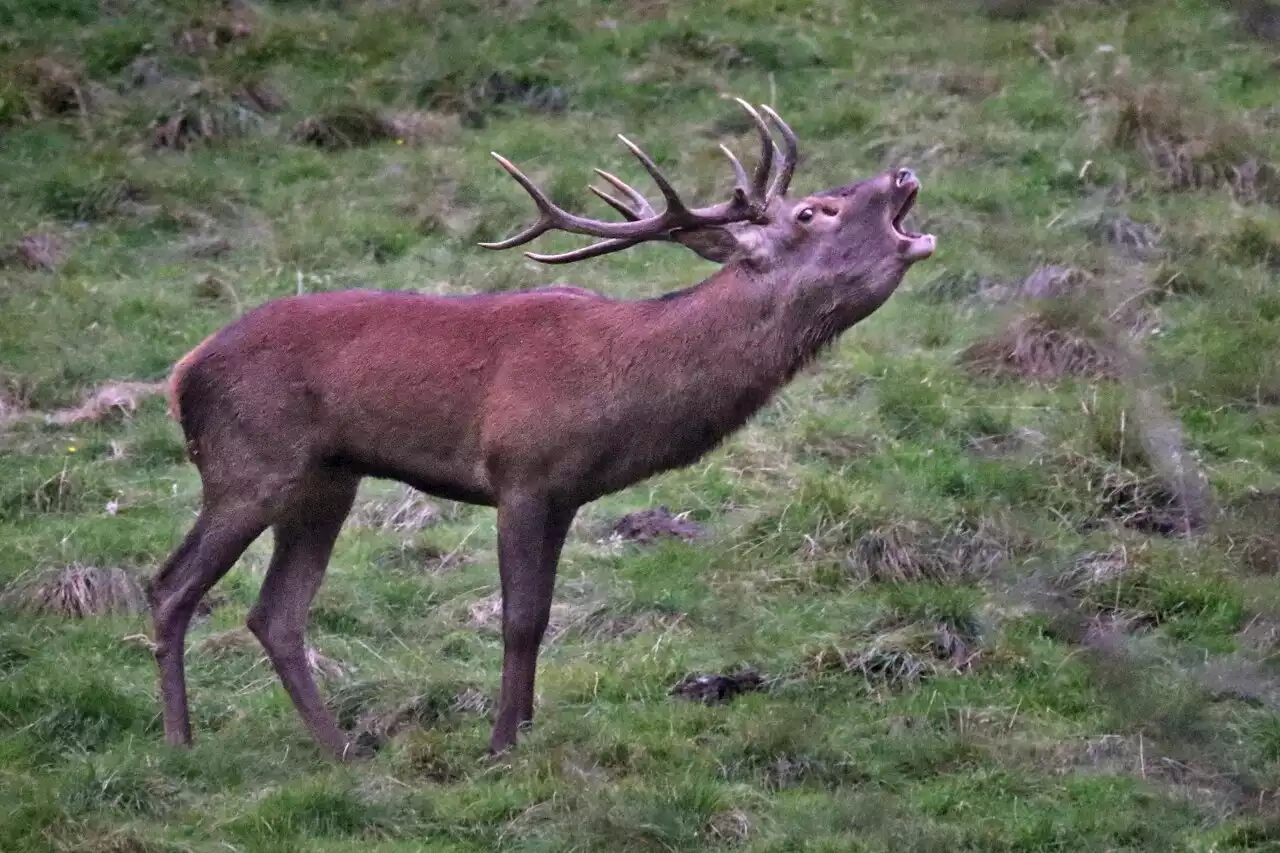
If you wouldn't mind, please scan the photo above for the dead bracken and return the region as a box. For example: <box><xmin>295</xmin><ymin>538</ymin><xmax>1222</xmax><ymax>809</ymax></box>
<box><xmin>958</xmin><ymin>312</ymin><xmax>1117</xmax><ymax>382</ymax></box>
<box><xmin>845</xmin><ymin>518</ymin><xmax>1009</xmax><ymax>584</ymax></box>
<box><xmin>1</xmin><ymin>565</ymin><xmax>147</xmax><ymax>617</ymax></box>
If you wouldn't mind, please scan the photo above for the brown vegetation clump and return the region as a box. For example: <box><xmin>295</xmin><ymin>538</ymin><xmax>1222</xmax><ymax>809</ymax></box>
<box><xmin>609</xmin><ymin>506</ymin><xmax>705</xmax><ymax>545</ymax></box>
<box><xmin>1112</xmin><ymin>80</ymin><xmax>1278</xmax><ymax>204</ymax></box>
<box><xmin>172</xmin><ymin>3</ymin><xmax>256</xmax><ymax>56</ymax></box>
<box><xmin>148</xmin><ymin>84</ymin><xmax>266</xmax><ymax>151</ymax></box>
<box><xmin>959</xmin><ymin>312</ymin><xmax>1117</xmax><ymax>382</ymax></box>
<box><xmin>45</xmin><ymin>381</ymin><xmax>166</xmax><ymax>426</ymax></box>
<box><xmin>233</xmin><ymin>79</ymin><xmax>287</xmax><ymax>114</ymax></box>
<box><xmin>1063</xmin><ymin>451</ymin><xmax>1194</xmax><ymax>535</ymax></box>
<box><xmin>328</xmin><ymin>677</ymin><xmax>490</xmax><ymax>745</ymax></box>
<box><xmin>846</xmin><ymin>518</ymin><xmax>1009</xmax><ymax>584</ymax></box>
<box><xmin>1</xmin><ymin>565</ymin><xmax>147</xmax><ymax>617</ymax></box>
<box><xmin>466</xmin><ymin>590</ymin><xmax>686</xmax><ymax>644</ymax></box>
<box><xmin>10</xmin><ymin>56</ymin><xmax>92</xmax><ymax>120</ymax></box>
<box><xmin>289</xmin><ymin>106</ymin><xmax>457</xmax><ymax>150</ymax></box>
<box><xmin>0</xmin><ymin>233</ymin><xmax>65</xmax><ymax>271</ymax></box>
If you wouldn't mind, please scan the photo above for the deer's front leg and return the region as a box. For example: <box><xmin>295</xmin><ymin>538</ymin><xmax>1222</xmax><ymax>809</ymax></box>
<box><xmin>489</xmin><ymin>492</ymin><xmax>576</xmax><ymax>755</ymax></box>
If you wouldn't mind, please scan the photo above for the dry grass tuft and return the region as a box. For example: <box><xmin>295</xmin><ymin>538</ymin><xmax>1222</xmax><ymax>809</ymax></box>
<box><xmin>977</xmin><ymin>0</ymin><xmax>1062</xmax><ymax>19</ymax></box>
<box><xmin>466</xmin><ymin>590</ymin><xmax>686</xmax><ymax>644</ymax></box>
<box><xmin>846</xmin><ymin>518</ymin><xmax>1009</xmax><ymax>584</ymax></box>
<box><xmin>1062</xmin><ymin>451</ymin><xmax>1193</xmax><ymax>535</ymax></box>
<box><xmin>349</xmin><ymin>485</ymin><xmax>441</xmax><ymax>534</ymax></box>
<box><xmin>804</xmin><ymin>618</ymin><xmax>982</xmax><ymax>693</ymax></box>
<box><xmin>959</xmin><ymin>311</ymin><xmax>1117</xmax><ymax>382</ymax></box>
<box><xmin>705</xmin><ymin>809</ymin><xmax>754</xmax><ymax>844</ymax></box>
<box><xmin>1</xmin><ymin>564</ymin><xmax>147</xmax><ymax>617</ymax></box>
<box><xmin>233</xmin><ymin>78</ymin><xmax>287</xmax><ymax>114</ymax></box>
<box><xmin>289</xmin><ymin>106</ymin><xmax>457</xmax><ymax>151</ymax></box>
<box><xmin>328</xmin><ymin>678</ymin><xmax>490</xmax><ymax>744</ymax></box>
<box><xmin>1</xmin><ymin>233</ymin><xmax>67</xmax><ymax>271</ymax></box>
<box><xmin>1111</xmin><ymin>80</ymin><xmax>1278</xmax><ymax>203</ymax></box>
<box><xmin>194</xmin><ymin>627</ymin><xmax>350</xmax><ymax>678</ymax></box>
<box><xmin>45</xmin><ymin>381</ymin><xmax>166</xmax><ymax>426</ymax></box>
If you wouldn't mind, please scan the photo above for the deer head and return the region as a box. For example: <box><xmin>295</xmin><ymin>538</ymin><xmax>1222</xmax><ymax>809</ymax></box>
<box><xmin>479</xmin><ymin>97</ymin><xmax>936</xmax><ymax>309</ymax></box>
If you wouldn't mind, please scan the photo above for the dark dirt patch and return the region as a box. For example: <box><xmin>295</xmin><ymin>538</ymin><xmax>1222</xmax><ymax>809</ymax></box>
<box><xmin>977</xmin><ymin>0</ymin><xmax>1062</xmax><ymax>19</ymax></box>
<box><xmin>1230</xmin><ymin>0</ymin><xmax>1280</xmax><ymax>42</ymax></box>
<box><xmin>958</xmin><ymin>312</ymin><xmax>1117</xmax><ymax>382</ymax></box>
<box><xmin>669</xmin><ymin>668</ymin><xmax>764</xmax><ymax>705</ymax></box>
<box><xmin>609</xmin><ymin>506</ymin><xmax>705</xmax><ymax>545</ymax></box>
<box><xmin>845</xmin><ymin>518</ymin><xmax>1010</xmax><ymax>584</ymax></box>
<box><xmin>1</xmin><ymin>233</ymin><xmax>66</xmax><ymax>271</ymax></box>
<box><xmin>1</xmin><ymin>565</ymin><xmax>147</xmax><ymax>617</ymax></box>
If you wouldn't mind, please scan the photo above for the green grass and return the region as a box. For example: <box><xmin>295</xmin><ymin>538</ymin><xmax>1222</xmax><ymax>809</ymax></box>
<box><xmin>4</xmin><ymin>0</ymin><xmax>1280</xmax><ymax>850</ymax></box>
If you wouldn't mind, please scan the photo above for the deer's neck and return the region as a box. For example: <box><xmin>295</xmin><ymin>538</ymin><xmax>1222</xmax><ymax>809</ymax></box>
<box><xmin>621</xmin><ymin>266</ymin><xmax>855</xmax><ymax>437</ymax></box>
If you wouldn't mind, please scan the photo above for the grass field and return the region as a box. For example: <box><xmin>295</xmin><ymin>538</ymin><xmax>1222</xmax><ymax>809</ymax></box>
<box><xmin>4</xmin><ymin>0</ymin><xmax>1280</xmax><ymax>850</ymax></box>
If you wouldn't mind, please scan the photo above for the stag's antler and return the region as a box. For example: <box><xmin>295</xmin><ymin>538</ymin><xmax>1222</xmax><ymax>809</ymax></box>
<box><xmin>478</xmin><ymin>97</ymin><xmax>799</xmax><ymax>264</ymax></box>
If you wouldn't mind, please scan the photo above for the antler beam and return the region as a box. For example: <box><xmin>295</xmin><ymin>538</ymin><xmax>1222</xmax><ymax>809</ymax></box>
<box><xmin>478</xmin><ymin>98</ymin><xmax>800</xmax><ymax>264</ymax></box>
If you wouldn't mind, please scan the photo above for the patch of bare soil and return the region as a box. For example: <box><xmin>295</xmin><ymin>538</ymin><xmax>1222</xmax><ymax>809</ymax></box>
<box><xmin>289</xmin><ymin>106</ymin><xmax>457</xmax><ymax>150</ymax></box>
<box><xmin>45</xmin><ymin>381</ymin><xmax>166</xmax><ymax>426</ymax></box>
<box><xmin>959</xmin><ymin>311</ymin><xmax>1117</xmax><ymax>382</ymax></box>
<box><xmin>1</xmin><ymin>565</ymin><xmax>146</xmax><ymax>617</ymax></box>
<box><xmin>0</xmin><ymin>233</ymin><xmax>66</xmax><ymax>271</ymax></box>
<box><xmin>608</xmin><ymin>506</ymin><xmax>705</xmax><ymax>545</ymax></box>
<box><xmin>845</xmin><ymin>517</ymin><xmax>1011</xmax><ymax>584</ymax></box>
<box><xmin>669</xmin><ymin>668</ymin><xmax>764</xmax><ymax>705</ymax></box>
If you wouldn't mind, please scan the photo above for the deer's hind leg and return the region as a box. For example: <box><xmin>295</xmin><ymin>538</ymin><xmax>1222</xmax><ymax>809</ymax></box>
<box><xmin>245</xmin><ymin>473</ymin><xmax>360</xmax><ymax>760</ymax></box>
<box><xmin>150</xmin><ymin>501</ymin><xmax>270</xmax><ymax>747</ymax></box>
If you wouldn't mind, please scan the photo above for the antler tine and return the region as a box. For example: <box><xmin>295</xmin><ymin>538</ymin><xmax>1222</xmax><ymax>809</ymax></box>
<box><xmin>476</xmin><ymin>153</ymin><xmax>561</xmax><ymax>249</ymax></box>
<box><xmin>730</xmin><ymin>97</ymin><xmax>775</xmax><ymax>201</ymax></box>
<box><xmin>759</xmin><ymin>104</ymin><xmax>799</xmax><ymax>202</ymax></box>
<box><xmin>589</xmin><ymin>168</ymin><xmax>656</xmax><ymax>221</ymax></box>
<box><xmin>615</xmin><ymin>134</ymin><xmax>690</xmax><ymax>216</ymax></box>
<box><xmin>525</xmin><ymin>236</ymin><xmax>645</xmax><ymax>265</ymax></box>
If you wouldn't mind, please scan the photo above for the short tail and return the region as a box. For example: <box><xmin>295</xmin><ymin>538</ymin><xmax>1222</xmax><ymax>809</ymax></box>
<box><xmin>167</xmin><ymin>331</ymin><xmax>218</xmax><ymax>424</ymax></box>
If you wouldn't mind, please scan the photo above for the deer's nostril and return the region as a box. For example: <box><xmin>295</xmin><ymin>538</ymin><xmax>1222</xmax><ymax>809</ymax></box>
<box><xmin>895</xmin><ymin>168</ymin><xmax>916</xmax><ymax>188</ymax></box>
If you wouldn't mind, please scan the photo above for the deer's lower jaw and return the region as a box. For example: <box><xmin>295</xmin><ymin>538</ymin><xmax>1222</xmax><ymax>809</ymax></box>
<box><xmin>899</xmin><ymin>231</ymin><xmax>936</xmax><ymax>261</ymax></box>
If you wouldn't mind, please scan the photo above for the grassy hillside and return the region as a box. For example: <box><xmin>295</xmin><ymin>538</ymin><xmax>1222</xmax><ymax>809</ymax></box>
<box><xmin>3</xmin><ymin>0</ymin><xmax>1280</xmax><ymax>850</ymax></box>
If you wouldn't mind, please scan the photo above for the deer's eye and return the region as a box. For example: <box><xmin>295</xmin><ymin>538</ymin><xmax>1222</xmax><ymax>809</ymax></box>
<box><xmin>796</xmin><ymin>207</ymin><xmax>815</xmax><ymax>223</ymax></box>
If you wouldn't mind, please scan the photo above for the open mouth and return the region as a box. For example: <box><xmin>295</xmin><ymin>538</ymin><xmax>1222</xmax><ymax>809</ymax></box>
<box><xmin>891</xmin><ymin>186</ymin><xmax>921</xmax><ymax>239</ymax></box>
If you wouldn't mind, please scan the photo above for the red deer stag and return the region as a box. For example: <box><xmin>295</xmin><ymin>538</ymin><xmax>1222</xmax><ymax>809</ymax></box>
<box><xmin>148</xmin><ymin>98</ymin><xmax>936</xmax><ymax>760</ymax></box>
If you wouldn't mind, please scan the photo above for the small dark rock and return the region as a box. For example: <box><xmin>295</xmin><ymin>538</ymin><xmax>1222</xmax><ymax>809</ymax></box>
<box><xmin>669</xmin><ymin>668</ymin><xmax>764</xmax><ymax>705</ymax></box>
